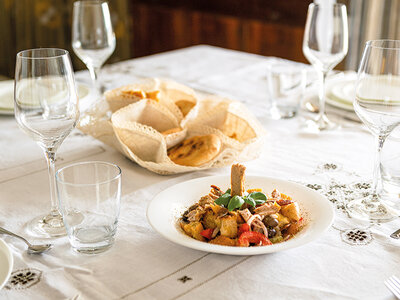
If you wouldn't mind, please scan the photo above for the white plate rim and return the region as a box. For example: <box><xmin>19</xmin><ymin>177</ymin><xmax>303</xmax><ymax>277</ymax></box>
<box><xmin>0</xmin><ymin>80</ymin><xmax>91</xmax><ymax>116</ymax></box>
<box><xmin>147</xmin><ymin>175</ymin><xmax>334</xmax><ymax>255</ymax></box>
<box><xmin>0</xmin><ymin>238</ymin><xmax>13</xmax><ymax>290</ymax></box>
<box><xmin>326</xmin><ymin>95</ymin><xmax>354</xmax><ymax>111</ymax></box>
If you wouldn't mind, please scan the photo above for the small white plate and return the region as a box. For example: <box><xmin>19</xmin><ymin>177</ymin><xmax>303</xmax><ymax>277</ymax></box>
<box><xmin>326</xmin><ymin>95</ymin><xmax>354</xmax><ymax>111</ymax></box>
<box><xmin>147</xmin><ymin>175</ymin><xmax>334</xmax><ymax>255</ymax></box>
<box><xmin>0</xmin><ymin>238</ymin><xmax>13</xmax><ymax>290</ymax></box>
<box><xmin>325</xmin><ymin>74</ymin><xmax>357</xmax><ymax>111</ymax></box>
<box><xmin>330</xmin><ymin>80</ymin><xmax>356</xmax><ymax>105</ymax></box>
<box><xmin>0</xmin><ymin>80</ymin><xmax>91</xmax><ymax>115</ymax></box>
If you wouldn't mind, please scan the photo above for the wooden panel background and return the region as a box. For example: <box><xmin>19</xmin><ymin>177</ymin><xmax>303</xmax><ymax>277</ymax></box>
<box><xmin>0</xmin><ymin>0</ymin><xmax>132</xmax><ymax>78</ymax></box>
<box><xmin>130</xmin><ymin>0</ymin><xmax>312</xmax><ymax>63</ymax></box>
<box><xmin>0</xmin><ymin>0</ymin><xmax>313</xmax><ymax>77</ymax></box>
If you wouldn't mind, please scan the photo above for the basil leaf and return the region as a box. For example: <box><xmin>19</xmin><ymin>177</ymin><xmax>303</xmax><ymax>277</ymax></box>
<box><xmin>225</xmin><ymin>188</ymin><xmax>231</xmax><ymax>194</ymax></box>
<box><xmin>215</xmin><ymin>193</ymin><xmax>231</xmax><ymax>206</ymax></box>
<box><xmin>228</xmin><ymin>195</ymin><xmax>244</xmax><ymax>211</ymax></box>
<box><xmin>255</xmin><ymin>200</ymin><xmax>265</xmax><ymax>205</ymax></box>
<box><xmin>249</xmin><ymin>192</ymin><xmax>267</xmax><ymax>201</ymax></box>
<box><xmin>243</xmin><ymin>196</ymin><xmax>256</xmax><ymax>207</ymax></box>
<box><xmin>255</xmin><ymin>199</ymin><xmax>266</xmax><ymax>205</ymax></box>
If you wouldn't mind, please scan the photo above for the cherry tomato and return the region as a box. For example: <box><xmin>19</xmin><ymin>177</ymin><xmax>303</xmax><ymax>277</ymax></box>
<box><xmin>238</xmin><ymin>223</ymin><xmax>250</xmax><ymax>236</ymax></box>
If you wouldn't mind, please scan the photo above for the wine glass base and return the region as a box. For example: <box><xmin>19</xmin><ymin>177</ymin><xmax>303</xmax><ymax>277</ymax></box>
<box><xmin>268</xmin><ymin>106</ymin><xmax>297</xmax><ymax>120</ymax></box>
<box><xmin>346</xmin><ymin>196</ymin><xmax>399</xmax><ymax>222</ymax></box>
<box><xmin>26</xmin><ymin>213</ymin><xmax>67</xmax><ymax>238</ymax></box>
<box><xmin>303</xmin><ymin>114</ymin><xmax>340</xmax><ymax>132</ymax></box>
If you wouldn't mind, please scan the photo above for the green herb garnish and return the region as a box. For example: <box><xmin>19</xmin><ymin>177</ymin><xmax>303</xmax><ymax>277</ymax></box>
<box><xmin>214</xmin><ymin>193</ymin><xmax>231</xmax><ymax>207</ymax></box>
<box><xmin>228</xmin><ymin>195</ymin><xmax>245</xmax><ymax>211</ymax></box>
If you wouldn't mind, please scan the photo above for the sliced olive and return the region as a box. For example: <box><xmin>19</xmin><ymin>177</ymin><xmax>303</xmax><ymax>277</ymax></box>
<box><xmin>263</xmin><ymin>216</ymin><xmax>279</xmax><ymax>227</ymax></box>
<box><xmin>268</xmin><ymin>228</ymin><xmax>277</xmax><ymax>238</ymax></box>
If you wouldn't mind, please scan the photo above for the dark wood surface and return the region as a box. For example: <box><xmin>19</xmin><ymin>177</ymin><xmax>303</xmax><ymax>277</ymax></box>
<box><xmin>130</xmin><ymin>0</ymin><xmax>312</xmax><ymax>63</ymax></box>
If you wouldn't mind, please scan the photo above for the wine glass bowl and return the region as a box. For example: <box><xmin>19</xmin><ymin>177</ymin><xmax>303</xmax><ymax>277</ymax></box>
<box><xmin>347</xmin><ymin>40</ymin><xmax>400</xmax><ymax>221</ymax></box>
<box><xmin>72</xmin><ymin>0</ymin><xmax>115</xmax><ymax>92</ymax></box>
<box><xmin>14</xmin><ymin>48</ymin><xmax>79</xmax><ymax>237</ymax></box>
<box><xmin>303</xmin><ymin>3</ymin><xmax>348</xmax><ymax>130</ymax></box>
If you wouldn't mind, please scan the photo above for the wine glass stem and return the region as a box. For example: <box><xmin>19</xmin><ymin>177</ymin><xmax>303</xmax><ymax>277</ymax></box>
<box><xmin>371</xmin><ymin>134</ymin><xmax>386</xmax><ymax>196</ymax></box>
<box><xmin>317</xmin><ymin>71</ymin><xmax>328</xmax><ymax>122</ymax></box>
<box><xmin>88</xmin><ymin>65</ymin><xmax>101</xmax><ymax>91</ymax></box>
<box><xmin>44</xmin><ymin>149</ymin><xmax>60</xmax><ymax>217</ymax></box>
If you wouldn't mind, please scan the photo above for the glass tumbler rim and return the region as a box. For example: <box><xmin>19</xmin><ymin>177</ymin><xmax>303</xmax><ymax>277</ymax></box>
<box><xmin>56</xmin><ymin>161</ymin><xmax>121</xmax><ymax>186</ymax></box>
<box><xmin>73</xmin><ymin>0</ymin><xmax>109</xmax><ymax>7</ymax></box>
<box><xmin>365</xmin><ymin>39</ymin><xmax>400</xmax><ymax>50</ymax></box>
<box><xmin>308</xmin><ymin>2</ymin><xmax>346</xmax><ymax>9</ymax></box>
<box><xmin>16</xmin><ymin>48</ymin><xmax>70</xmax><ymax>60</ymax></box>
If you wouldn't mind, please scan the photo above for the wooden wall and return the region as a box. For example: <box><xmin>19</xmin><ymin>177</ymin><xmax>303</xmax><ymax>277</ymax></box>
<box><xmin>130</xmin><ymin>0</ymin><xmax>312</xmax><ymax>63</ymax></box>
<box><xmin>0</xmin><ymin>0</ymin><xmax>132</xmax><ymax>78</ymax></box>
<box><xmin>0</xmin><ymin>0</ymin><xmax>313</xmax><ymax>77</ymax></box>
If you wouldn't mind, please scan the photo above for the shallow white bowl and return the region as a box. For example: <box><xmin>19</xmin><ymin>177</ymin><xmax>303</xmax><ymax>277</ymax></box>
<box><xmin>147</xmin><ymin>175</ymin><xmax>334</xmax><ymax>255</ymax></box>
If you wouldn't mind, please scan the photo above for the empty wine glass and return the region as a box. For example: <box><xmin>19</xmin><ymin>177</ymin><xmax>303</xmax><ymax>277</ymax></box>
<box><xmin>72</xmin><ymin>0</ymin><xmax>115</xmax><ymax>92</ymax></box>
<box><xmin>14</xmin><ymin>48</ymin><xmax>79</xmax><ymax>237</ymax></box>
<box><xmin>303</xmin><ymin>3</ymin><xmax>348</xmax><ymax>130</ymax></box>
<box><xmin>346</xmin><ymin>40</ymin><xmax>400</xmax><ymax>221</ymax></box>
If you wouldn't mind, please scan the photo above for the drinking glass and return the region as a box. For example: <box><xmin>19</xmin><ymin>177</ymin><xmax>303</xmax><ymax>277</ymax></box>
<box><xmin>14</xmin><ymin>48</ymin><xmax>79</xmax><ymax>237</ymax></box>
<box><xmin>380</xmin><ymin>128</ymin><xmax>400</xmax><ymax>208</ymax></box>
<box><xmin>72</xmin><ymin>0</ymin><xmax>115</xmax><ymax>92</ymax></box>
<box><xmin>303</xmin><ymin>3</ymin><xmax>348</xmax><ymax>130</ymax></box>
<box><xmin>56</xmin><ymin>162</ymin><xmax>121</xmax><ymax>254</ymax></box>
<box><xmin>346</xmin><ymin>40</ymin><xmax>400</xmax><ymax>221</ymax></box>
<box><xmin>267</xmin><ymin>63</ymin><xmax>306</xmax><ymax>119</ymax></box>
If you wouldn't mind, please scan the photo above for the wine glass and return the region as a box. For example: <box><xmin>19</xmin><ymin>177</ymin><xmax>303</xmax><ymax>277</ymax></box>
<box><xmin>14</xmin><ymin>48</ymin><xmax>80</xmax><ymax>237</ymax></box>
<box><xmin>72</xmin><ymin>0</ymin><xmax>115</xmax><ymax>92</ymax></box>
<box><xmin>302</xmin><ymin>3</ymin><xmax>348</xmax><ymax>130</ymax></box>
<box><xmin>347</xmin><ymin>40</ymin><xmax>400</xmax><ymax>221</ymax></box>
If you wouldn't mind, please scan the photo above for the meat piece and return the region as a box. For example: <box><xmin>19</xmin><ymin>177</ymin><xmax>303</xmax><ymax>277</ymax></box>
<box><xmin>251</xmin><ymin>217</ymin><xmax>269</xmax><ymax>237</ymax></box>
<box><xmin>254</xmin><ymin>202</ymin><xmax>280</xmax><ymax>216</ymax></box>
<box><xmin>230</xmin><ymin>164</ymin><xmax>246</xmax><ymax>196</ymax></box>
<box><xmin>241</xmin><ymin>211</ymin><xmax>268</xmax><ymax>238</ymax></box>
<box><xmin>186</xmin><ymin>206</ymin><xmax>206</xmax><ymax>222</ymax></box>
<box><xmin>238</xmin><ymin>209</ymin><xmax>252</xmax><ymax>222</ymax></box>
<box><xmin>198</xmin><ymin>195</ymin><xmax>214</xmax><ymax>207</ymax></box>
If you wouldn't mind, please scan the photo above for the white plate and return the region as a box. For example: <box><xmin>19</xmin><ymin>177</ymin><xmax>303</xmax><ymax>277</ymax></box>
<box><xmin>326</xmin><ymin>95</ymin><xmax>354</xmax><ymax>111</ymax></box>
<box><xmin>0</xmin><ymin>80</ymin><xmax>91</xmax><ymax>115</ymax></box>
<box><xmin>0</xmin><ymin>238</ymin><xmax>13</xmax><ymax>290</ymax></box>
<box><xmin>330</xmin><ymin>80</ymin><xmax>356</xmax><ymax>105</ymax></box>
<box><xmin>147</xmin><ymin>175</ymin><xmax>334</xmax><ymax>255</ymax></box>
<box><xmin>325</xmin><ymin>74</ymin><xmax>357</xmax><ymax>111</ymax></box>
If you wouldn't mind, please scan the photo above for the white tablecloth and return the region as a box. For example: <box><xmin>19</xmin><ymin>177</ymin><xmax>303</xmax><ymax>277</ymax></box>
<box><xmin>0</xmin><ymin>45</ymin><xmax>399</xmax><ymax>300</ymax></box>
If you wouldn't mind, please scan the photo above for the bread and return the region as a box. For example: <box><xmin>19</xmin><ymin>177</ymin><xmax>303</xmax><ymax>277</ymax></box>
<box><xmin>161</xmin><ymin>127</ymin><xmax>187</xmax><ymax>149</ymax></box>
<box><xmin>161</xmin><ymin>127</ymin><xmax>182</xmax><ymax>135</ymax></box>
<box><xmin>168</xmin><ymin>134</ymin><xmax>221</xmax><ymax>166</ymax></box>
<box><xmin>175</xmin><ymin>99</ymin><xmax>195</xmax><ymax>117</ymax></box>
<box><xmin>230</xmin><ymin>163</ymin><xmax>246</xmax><ymax>196</ymax></box>
<box><xmin>105</xmin><ymin>86</ymin><xmax>160</xmax><ymax>112</ymax></box>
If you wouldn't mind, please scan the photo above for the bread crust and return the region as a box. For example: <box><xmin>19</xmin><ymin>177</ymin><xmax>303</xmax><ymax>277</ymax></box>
<box><xmin>161</xmin><ymin>127</ymin><xmax>182</xmax><ymax>135</ymax></box>
<box><xmin>230</xmin><ymin>163</ymin><xmax>246</xmax><ymax>196</ymax></box>
<box><xmin>168</xmin><ymin>134</ymin><xmax>221</xmax><ymax>166</ymax></box>
<box><xmin>175</xmin><ymin>99</ymin><xmax>195</xmax><ymax>117</ymax></box>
